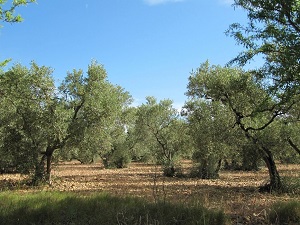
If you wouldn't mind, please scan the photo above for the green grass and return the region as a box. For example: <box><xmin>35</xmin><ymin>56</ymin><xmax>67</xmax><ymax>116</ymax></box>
<box><xmin>0</xmin><ymin>191</ymin><xmax>227</xmax><ymax>225</ymax></box>
<box><xmin>269</xmin><ymin>200</ymin><xmax>300</xmax><ymax>225</ymax></box>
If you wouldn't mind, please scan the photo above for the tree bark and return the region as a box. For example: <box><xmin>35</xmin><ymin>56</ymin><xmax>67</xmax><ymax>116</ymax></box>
<box><xmin>46</xmin><ymin>153</ymin><xmax>52</xmax><ymax>185</ymax></box>
<box><xmin>244</xmin><ymin>134</ymin><xmax>282</xmax><ymax>192</ymax></box>
<box><xmin>288</xmin><ymin>138</ymin><xmax>300</xmax><ymax>155</ymax></box>
<box><xmin>33</xmin><ymin>145</ymin><xmax>56</xmax><ymax>185</ymax></box>
<box><xmin>215</xmin><ymin>159</ymin><xmax>222</xmax><ymax>173</ymax></box>
<box><xmin>44</xmin><ymin>145</ymin><xmax>57</xmax><ymax>185</ymax></box>
<box><xmin>32</xmin><ymin>154</ymin><xmax>46</xmax><ymax>185</ymax></box>
<box><xmin>260</xmin><ymin>146</ymin><xmax>282</xmax><ymax>192</ymax></box>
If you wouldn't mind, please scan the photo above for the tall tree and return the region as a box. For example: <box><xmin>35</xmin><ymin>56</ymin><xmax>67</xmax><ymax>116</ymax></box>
<box><xmin>0</xmin><ymin>63</ymin><xmax>55</xmax><ymax>175</ymax></box>
<box><xmin>227</xmin><ymin>0</ymin><xmax>300</xmax><ymax>154</ymax></box>
<box><xmin>186</xmin><ymin>62</ymin><xmax>286</xmax><ymax>191</ymax></box>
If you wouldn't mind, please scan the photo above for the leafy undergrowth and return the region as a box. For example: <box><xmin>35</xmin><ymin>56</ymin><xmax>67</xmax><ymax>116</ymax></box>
<box><xmin>1</xmin><ymin>161</ymin><xmax>299</xmax><ymax>224</ymax></box>
<box><xmin>0</xmin><ymin>191</ymin><xmax>226</xmax><ymax>225</ymax></box>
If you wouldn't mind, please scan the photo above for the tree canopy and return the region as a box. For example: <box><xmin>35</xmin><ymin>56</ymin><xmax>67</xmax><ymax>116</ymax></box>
<box><xmin>228</xmin><ymin>0</ymin><xmax>300</xmax><ymax>98</ymax></box>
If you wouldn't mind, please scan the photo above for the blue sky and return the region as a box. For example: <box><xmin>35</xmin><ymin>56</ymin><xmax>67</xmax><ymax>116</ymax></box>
<box><xmin>0</xmin><ymin>0</ymin><xmax>248</xmax><ymax>107</ymax></box>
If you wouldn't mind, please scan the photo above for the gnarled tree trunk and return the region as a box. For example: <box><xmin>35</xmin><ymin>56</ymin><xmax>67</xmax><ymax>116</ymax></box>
<box><xmin>32</xmin><ymin>145</ymin><xmax>57</xmax><ymax>185</ymax></box>
<box><xmin>260</xmin><ymin>146</ymin><xmax>282</xmax><ymax>192</ymax></box>
<box><xmin>233</xmin><ymin>111</ymin><xmax>282</xmax><ymax>192</ymax></box>
<box><xmin>244</xmin><ymin>133</ymin><xmax>282</xmax><ymax>192</ymax></box>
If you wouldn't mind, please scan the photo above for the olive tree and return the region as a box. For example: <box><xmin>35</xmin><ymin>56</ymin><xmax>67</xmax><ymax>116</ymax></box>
<box><xmin>0</xmin><ymin>61</ymin><xmax>132</xmax><ymax>184</ymax></box>
<box><xmin>0</xmin><ymin>63</ymin><xmax>55</xmax><ymax>175</ymax></box>
<box><xmin>97</xmin><ymin>106</ymin><xmax>136</xmax><ymax>169</ymax></box>
<box><xmin>135</xmin><ymin>97</ymin><xmax>192</xmax><ymax>177</ymax></box>
<box><xmin>186</xmin><ymin>62</ymin><xmax>289</xmax><ymax>191</ymax></box>
<box><xmin>227</xmin><ymin>0</ymin><xmax>300</xmax><ymax>155</ymax></box>
<box><xmin>184</xmin><ymin>99</ymin><xmax>238</xmax><ymax>178</ymax></box>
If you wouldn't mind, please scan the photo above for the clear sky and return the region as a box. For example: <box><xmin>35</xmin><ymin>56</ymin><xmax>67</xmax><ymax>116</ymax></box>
<box><xmin>0</xmin><ymin>0</ymin><xmax>249</xmax><ymax>107</ymax></box>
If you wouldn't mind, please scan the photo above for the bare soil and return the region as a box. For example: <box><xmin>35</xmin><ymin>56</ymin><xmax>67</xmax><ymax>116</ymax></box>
<box><xmin>1</xmin><ymin>161</ymin><xmax>299</xmax><ymax>224</ymax></box>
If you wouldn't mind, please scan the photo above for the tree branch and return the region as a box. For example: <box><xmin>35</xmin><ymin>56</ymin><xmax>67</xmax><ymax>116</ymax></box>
<box><xmin>288</xmin><ymin>138</ymin><xmax>300</xmax><ymax>155</ymax></box>
<box><xmin>280</xmin><ymin>1</ymin><xmax>300</xmax><ymax>33</ymax></box>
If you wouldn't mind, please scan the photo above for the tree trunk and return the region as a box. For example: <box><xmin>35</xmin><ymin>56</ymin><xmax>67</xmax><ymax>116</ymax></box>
<box><xmin>46</xmin><ymin>153</ymin><xmax>52</xmax><ymax>185</ymax></box>
<box><xmin>215</xmin><ymin>159</ymin><xmax>222</xmax><ymax>174</ymax></box>
<box><xmin>243</xmin><ymin>130</ymin><xmax>282</xmax><ymax>192</ymax></box>
<box><xmin>260</xmin><ymin>147</ymin><xmax>282</xmax><ymax>192</ymax></box>
<box><xmin>44</xmin><ymin>145</ymin><xmax>56</xmax><ymax>185</ymax></box>
<box><xmin>32</xmin><ymin>146</ymin><xmax>55</xmax><ymax>185</ymax></box>
<box><xmin>32</xmin><ymin>154</ymin><xmax>46</xmax><ymax>186</ymax></box>
<box><xmin>228</xmin><ymin>99</ymin><xmax>283</xmax><ymax>192</ymax></box>
<box><xmin>288</xmin><ymin>138</ymin><xmax>300</xmax><ymax>155</ymax></box>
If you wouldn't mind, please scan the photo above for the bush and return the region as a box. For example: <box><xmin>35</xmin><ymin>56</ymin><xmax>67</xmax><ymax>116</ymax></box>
<box><xmin>0</xmin><ymin>191</ymin><xmax>227</xmax><ymax>225</ymax></box>
<box><xmin>269</xmin><ymin>201</ymin><xmax>300</xmax><ymax>224</ymax></box>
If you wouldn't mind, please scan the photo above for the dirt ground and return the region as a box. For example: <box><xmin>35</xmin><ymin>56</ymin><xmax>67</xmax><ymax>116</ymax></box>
<box><xmin>1</xmin><ymin>161</ymin><xmax>299</xmax><ymax>224</ymax></box>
